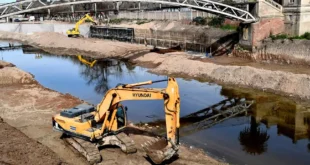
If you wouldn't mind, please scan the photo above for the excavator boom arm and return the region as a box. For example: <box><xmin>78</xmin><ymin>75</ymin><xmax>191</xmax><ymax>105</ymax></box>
<box><xmin>77</xmin><ymin>55</ymin><xmax>97</xmax><ymax>67</ymax></box>
<box><xmin>74</xmin><ymin>14</ymin><xmax>96</xmax><ymax>31</ymax></box>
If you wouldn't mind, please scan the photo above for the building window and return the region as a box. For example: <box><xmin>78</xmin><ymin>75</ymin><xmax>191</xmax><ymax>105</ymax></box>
<box><xmin>289</xmin><ymin>0</ymin><xmax>294</xmax><ymax>3</ymax></box>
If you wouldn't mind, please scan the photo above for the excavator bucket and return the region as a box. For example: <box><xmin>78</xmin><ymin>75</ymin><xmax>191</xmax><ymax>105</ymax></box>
<box><xmin>142</xmin><ymin>137</ymin><xmax>178</xmax><ymax>164</ymax></box>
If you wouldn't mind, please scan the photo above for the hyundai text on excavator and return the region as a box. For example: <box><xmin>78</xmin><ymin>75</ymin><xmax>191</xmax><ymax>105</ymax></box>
<box><xmin>52</xmin><ymin>77</ymin><xmax>180</xmax><ymax>164</ymax></box>
<box><xmin>67</xmin><ymin>13</ymin><xmax>97</xmax><ymax>38</ymax></box>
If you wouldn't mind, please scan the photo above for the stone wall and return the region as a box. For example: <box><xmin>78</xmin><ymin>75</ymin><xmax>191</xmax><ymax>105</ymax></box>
<box><xmin>233</xmin><ymin>39</ymin><xmax>310</xmax><ymax>65</ymax></box>
<box><xmin>251</xmin><ymin>17</ymin><xmax>285</xmax><ymax>47</ymax></box>
<box><xmin>254</xmin><ymin>0</ymin><xmax>285</xmax><ymax>47</ymax></box>
<box><xmin>239</xmin><ymin>0</ymin><xmax>285</xmax><ymax>48</ymax></box>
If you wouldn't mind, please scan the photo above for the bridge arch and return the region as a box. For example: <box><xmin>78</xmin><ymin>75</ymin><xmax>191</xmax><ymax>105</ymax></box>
<box><xmin>0</xmin><ymin>0</ymin><xmax>256</xmax><ymax>23</ymax></box>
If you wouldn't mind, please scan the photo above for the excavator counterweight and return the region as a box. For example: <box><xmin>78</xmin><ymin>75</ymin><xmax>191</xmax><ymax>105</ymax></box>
<box><xmin>52</xmin><ymin>77</ymin><xmax>180</xmax><ymax>164</ymax></box>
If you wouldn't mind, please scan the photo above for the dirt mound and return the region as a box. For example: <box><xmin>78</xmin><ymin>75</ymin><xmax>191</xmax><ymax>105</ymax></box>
<box><xmin>0</xmin><ymin>83</ymin><xmax>87</xmax><ymax>165</ymax></box>
<box><xmin>134</xmin><ymin>52</ymin><xmax>310</xmax><ymax>99</ymax></box>
<box><xmin>0</xmin><ymin>62</ymin><xmax>35</xmax><ymax>85</ymax></box>
<box><xmin>0</xmin><ymin>31</ymin><xmax>148</xmax><ymax>58</ymax></box>
<box><xmin>0</xmin><ymin>118</ymin><xmax>63</xmax><ymax>165</ymax></box>
<box><xmin>0</xmin><ymin>61</ymin><xmax>15</xmax><ymax>68</ymax></box>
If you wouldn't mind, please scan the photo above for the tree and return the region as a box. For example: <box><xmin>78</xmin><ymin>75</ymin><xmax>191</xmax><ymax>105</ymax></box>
<box><xmin>79</xmin><ymin>59</ymin><xmax>124</xmax><ymax>94</ymax></box>
<box><xmin>238</xmin><ymin>116</ymin><xmax>270</xmax><ymax>155</ymax></box>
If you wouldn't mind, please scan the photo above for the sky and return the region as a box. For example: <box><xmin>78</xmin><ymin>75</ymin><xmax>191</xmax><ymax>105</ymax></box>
<box><xmin>1</xmin><ymin>0</ymin><xmax>15</xmax><ymax>3</ymax></box>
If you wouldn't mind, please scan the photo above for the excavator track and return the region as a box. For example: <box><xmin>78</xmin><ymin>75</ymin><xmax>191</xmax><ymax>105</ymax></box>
<box><xmin>65</xmin><ymin>137</ymin><xmax>102</xmax><ymax>165</ymax></box>
<box><xmin>115</xmin><ymin>132</ymin><xmax>137</xmax><ymax>154</ymax></box>
<box><xmin>64</xmin><ymin>133</ymin><xmax>136</xmax><ymax>164</ymax></box>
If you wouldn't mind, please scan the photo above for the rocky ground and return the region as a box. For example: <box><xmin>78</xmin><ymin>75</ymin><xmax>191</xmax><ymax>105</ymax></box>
<box><xmin>0</xmin><ymin>61</ymin><xmax>225</xmax><ymax>165</ymax></box>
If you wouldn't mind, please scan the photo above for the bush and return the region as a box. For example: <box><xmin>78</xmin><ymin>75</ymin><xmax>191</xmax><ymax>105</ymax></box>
<box><xmin>108</xmin><ymin>18</ymin><xmax>130</xmax><ymax>24</ymax></box>
<box><xmin>270</xmin><ymin>34</ymin><xmax>289</xmax><ymax>40</ymax></box>
<box><xmin>301</xmin><ymin>32</ymin><xmax>310</xmax><ymax>40</ymax></box>
<box><xmin>193</xmin><ymin>16</ymin><xmax>206</xmax><ymax>25</ymax></box>
<box><xmin>270</xmin><ymin>32</ymin><xmax>310</xmax><ymax>40</ymax></box>
<box><xmin>136</xmin><ymin>20</ymin><xmax>148</xmax><ymax>25</ymax></box>
<box><xmin>208</xmin><ymin>16</ymin><xmax>225</xmax><ymax>27</ymax></box>
<box><xmin>220</xmin><ymin>24</ymin><xmax>238</xmax><ymax>31</ymax></box>
<box><xmin>290</xmin><ymin>35</ymin><xmax>304</xmax><ymax>39</ymax></box>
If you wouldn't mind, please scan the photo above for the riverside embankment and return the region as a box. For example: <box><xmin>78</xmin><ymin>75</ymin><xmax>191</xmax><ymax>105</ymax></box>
<box><xmin>1</xmin><ymin>31</ymin><xmax>310</xmax><ymax>100</ymax></box>
<box><xmin>0</xmin><ymin>60</ymin><xmax>225</xmax><ymax>165</ymax></box>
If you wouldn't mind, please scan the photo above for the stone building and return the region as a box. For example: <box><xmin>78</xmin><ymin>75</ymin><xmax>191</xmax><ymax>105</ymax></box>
<box><xmin>282</xmin><ymin>0</ymin><xmax>310</xmax><ymax>35</ymax></box>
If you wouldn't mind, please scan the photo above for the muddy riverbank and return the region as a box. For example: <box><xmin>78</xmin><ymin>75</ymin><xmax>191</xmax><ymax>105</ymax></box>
<box><xmin>0</xmin><ymin>60</ymin><xmax>225</xmax><ymax>165</ymax></box>
<box><xmin>1</xmin><ymin>31</ymin><xmax>310</xmax><ymax>100</ymax></box>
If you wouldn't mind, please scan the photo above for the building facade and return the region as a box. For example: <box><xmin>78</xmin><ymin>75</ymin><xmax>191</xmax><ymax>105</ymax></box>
<box><xmin>282</xmin><ymin>0</ymin><xmax>310</xmax><ymax>35</ymax></box>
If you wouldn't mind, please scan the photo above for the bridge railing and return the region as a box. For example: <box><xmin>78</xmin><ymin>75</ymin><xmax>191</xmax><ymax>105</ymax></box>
<box><xmin>264</xmin><ymin>0</ymin><xmax>282</xmax><ymax>11</ymax></box>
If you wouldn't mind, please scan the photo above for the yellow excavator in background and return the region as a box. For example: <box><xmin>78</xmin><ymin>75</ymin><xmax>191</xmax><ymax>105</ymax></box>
<box><xmin>77</xmin><ymin>55</ymin><xmax>97</xmax><ymax>67</ymax></box>
<box><xmin>52</xmin><ymin>77</ymin><xmax>180</xmax><ymax>164</ymax></box>
<box><xmin>67</xmin><ymin>13</ymin><xmax>97</xmax><ymax>38</ymax></box>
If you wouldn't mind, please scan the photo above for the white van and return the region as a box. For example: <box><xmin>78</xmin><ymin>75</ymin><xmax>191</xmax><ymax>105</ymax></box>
<box><xmin>29</xmin><ymin>16</ymin><xmax>35</xmax><ymax>22</ymax></box>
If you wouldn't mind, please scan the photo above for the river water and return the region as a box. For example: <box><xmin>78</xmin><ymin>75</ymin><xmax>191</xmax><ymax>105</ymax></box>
<box><xmin>1</xmin><ymin>42</ymin><xmax>309</xmax><ymax>165</ymax></box>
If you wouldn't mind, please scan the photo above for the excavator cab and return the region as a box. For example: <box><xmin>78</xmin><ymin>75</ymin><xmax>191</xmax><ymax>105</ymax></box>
<box><xmin>116</xmin><ymin>105</ymin><xmax>126</xmax><ymax>128</ymax></box>
<box><xmin>101</xmin><ymin>103</ymin><xmax>128</xmax><ymax>133</ymax></box>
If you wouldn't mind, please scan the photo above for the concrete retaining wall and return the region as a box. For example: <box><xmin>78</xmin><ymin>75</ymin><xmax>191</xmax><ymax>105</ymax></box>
<box><xmin>233</xmin><ymin>39</ymin><xmax>310</xmax><ymax>65</ymax></box>
<box><xmin>0</xmin><ymin>24</ymin><xmax>20</xmax><ymax>32</ymax></box>
<box><xmin>0</xmin><ymin>23</ymin><xmax>90</xmax><ymax>36</ymax></box>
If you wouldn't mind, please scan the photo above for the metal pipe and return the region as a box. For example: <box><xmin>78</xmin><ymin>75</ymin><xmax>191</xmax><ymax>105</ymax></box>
<box><xmin>152</xmin><ymin>79</ymin><xmax>168</xmax><ymax>83</ymax></box>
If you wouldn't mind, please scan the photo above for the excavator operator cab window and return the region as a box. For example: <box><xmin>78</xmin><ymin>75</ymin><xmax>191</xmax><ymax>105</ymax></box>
<box><xmin>116</xmin><ymin>105</ymin><xmax>126</xmax><ymax>128</ymax></box>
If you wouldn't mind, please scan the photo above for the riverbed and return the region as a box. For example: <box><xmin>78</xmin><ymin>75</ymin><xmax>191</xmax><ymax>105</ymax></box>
<box><xmin>1</xmin><ymin>42</ymin><xmax>310</xmax><ymax>165</ymax></box>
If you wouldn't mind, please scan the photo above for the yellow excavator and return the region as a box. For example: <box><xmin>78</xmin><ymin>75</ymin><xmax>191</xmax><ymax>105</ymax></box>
<box><xmin>77</xmin><ymin>55</ymin><xmax>97</xmax><ymax>67</ymax></box>
<box><xmin>52</xmin><ymin>77</ymin><xmax>180</xmax><ymax>164</ymax></box>
<box><xmin>67</xmin><ymin>13</ymin><xmax>97</xmax><ymax>38</ymax></box>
